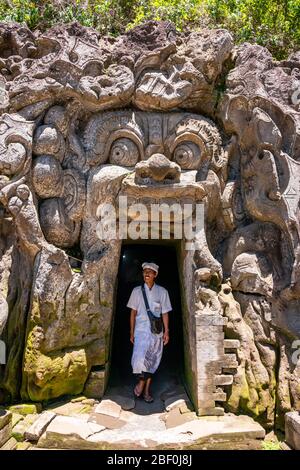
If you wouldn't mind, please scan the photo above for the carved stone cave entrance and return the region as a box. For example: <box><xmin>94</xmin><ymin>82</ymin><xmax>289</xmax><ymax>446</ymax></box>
<box><xmin>108</xmin><ymin>241</ymin><xmax>185</xmax><ymax>399</ymax></box>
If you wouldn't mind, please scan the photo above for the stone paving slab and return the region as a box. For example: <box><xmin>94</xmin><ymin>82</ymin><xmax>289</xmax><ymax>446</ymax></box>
<box><xmin>162</xmin><ymin>408</ymin><xmax>197</xmax><ymax>429</ymax></box>
<box><xmin>46</xmin><ymin>402</ymin><xmax>93</xmax><ymax>416</ymax></box>
<box><xmin>37</xmin><ymin>411</ymin><xmax>265</xmax><ymax>450</ymax></box>
<box><xmin>88</xmin><ymin>412</ymin><xmax>126</xmax><ymax>430</ymax></box>
<box><xmin>104</xmin><ymin>394</ymin><xmax>135</xmax><ymax>411</ymax></box>
<box><xmin>0</xmin><ymin>436</ymin><xmax>18</xmax><ymax>450</ymax></box>
<box><xmin>164</xmin><ymin>394</ymin><xmax>191</xmax><ymax>412</ymax></box>
<box><xmin>12</xmin><ymin>414</ymin><xmax>39</xmax><ymax>442</ymax></box>
<box><xmin>94</xmin><ymin>400</ymin><xmax>121</xmax><ymax>418</ymax></box>
<box><xmin>25</xmin><ymin>411</ymin><xmax>56</xmax><ymax>442</ymax></box>
<box><xmin>38</xmin><ymin>415</ymin><xmax>105</xmax><ymax>449</ymax></box>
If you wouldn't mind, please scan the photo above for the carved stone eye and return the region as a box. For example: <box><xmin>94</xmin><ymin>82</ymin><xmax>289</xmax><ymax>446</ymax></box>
<box><xmin>173</xmin><ymin>142</ymin><xmax>201</xmax><ymax>169</ymax></box>
<box><xmin>109</xmin><ymin>138</ymin><xmax>139</xmax><ymax>166</ymax></box>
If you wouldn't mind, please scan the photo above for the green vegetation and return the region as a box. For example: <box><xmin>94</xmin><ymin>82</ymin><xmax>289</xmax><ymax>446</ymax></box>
<box><xmin>261</xmin><ymin>439</ymin><xmax>281</xmax><ymax>450</ymax></box>
<box><xmin>0</xmin><ymin>0</ymin><xmax>299</xmax><ymax>58</ymax></box>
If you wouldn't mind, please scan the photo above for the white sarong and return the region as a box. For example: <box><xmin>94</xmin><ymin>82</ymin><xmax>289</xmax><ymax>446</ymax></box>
<box><xmin>127</xmin><ymin>283</ymin><xmax>172</xmax><ymax>375</ymax></box>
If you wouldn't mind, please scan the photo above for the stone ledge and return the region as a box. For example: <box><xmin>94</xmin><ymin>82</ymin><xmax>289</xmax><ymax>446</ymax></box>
<box><xmin>285</xmin><ymin>411</ymin><xmax>300</xmax><ymax>450</ymax></box>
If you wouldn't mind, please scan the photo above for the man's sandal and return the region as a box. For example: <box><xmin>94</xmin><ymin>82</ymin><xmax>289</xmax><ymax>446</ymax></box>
<box><xmin>133</xmin><ymin>386</ymin><xmax>143</xmax><ymax>399</ymax></box>
<box><xmin>143</xmin><ymin>394</ymin><xmax>154</xmax><ymax>403</ymax></box>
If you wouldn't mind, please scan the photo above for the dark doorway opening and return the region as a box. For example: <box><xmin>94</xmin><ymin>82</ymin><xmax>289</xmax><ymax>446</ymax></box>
<box><xmin>109</xmin><ymin>242</ymin><xmax>184</xmax><ymax>397</ymax></box>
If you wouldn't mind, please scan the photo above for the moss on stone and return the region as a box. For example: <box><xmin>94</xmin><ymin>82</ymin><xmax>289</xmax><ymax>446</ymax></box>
<box><xmin>9</xmin><ymin>403</ymin><xmax>42</xmax><ymax>415</ymax></box>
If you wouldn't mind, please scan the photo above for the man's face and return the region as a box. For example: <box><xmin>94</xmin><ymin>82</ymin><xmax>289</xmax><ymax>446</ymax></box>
<box><xmin>143</xmin><ymin>268</ymin><xmax>157</xmax><ymax>283</ymax></box>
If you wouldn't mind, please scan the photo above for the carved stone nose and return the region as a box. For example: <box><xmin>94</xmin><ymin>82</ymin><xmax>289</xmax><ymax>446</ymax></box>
<box><xmin>135</xmin><ymin>153</ymin><xmax>181</xmax><ymax>183</ymax></box>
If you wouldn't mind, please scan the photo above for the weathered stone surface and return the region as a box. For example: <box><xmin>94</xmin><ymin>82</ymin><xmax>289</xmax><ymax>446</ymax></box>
<box><xmin>105</xmin><ymin>395</ymin><xmax>135</xmax><ymax>411</ymax></box>
<box><xmin>38</xmin><ymin>411</ymin><xmax>265</xmax><ymax>449</ymax></box>
<box><xmin>88</xmin><ymin>412</ymin><xmax>126</xmax><ymax>430</ymax></box>
<box><xmin>0</xmin><ymin>420</ymin><xmax>12</xmax><ymax>447</ymax></box>
<box><xmin>165</xmin><ymin>395</ymin><xmax>191</xmax><ymax>412</ymax></box>
<box><xmin>0</xmin><ymin>436</ymin><xmax>17</xmax><ymax>450</ymax></box>
<box><xmin>45</xmin><ymin>401</ymin><xmax>91</xmax><ymax>417</ymax></box>
<box><xmin>9</xmin><ymin>404</ymin><xmax>42</xmax><ymax>415</ymax></box>
<box><xmin>12</xmin><ymin>414</ymin><xmax>39</xmax><ymax>441</ymax></box>
<box><xmin>83</xmin><ymin>370</ymin><xmax>105</xmax><ymax>399</ymax></box>
<box><xmin>94</xmin><ymin>400</ymin><xmax>121</xmax><ymax>418</ymax></box>
<box><xmin>15</xmin><ymin>441</ymin><xmax>31</xmax><ymax>450</ymax></box>
<box><xmin>11</xmin><ymin>414</ymin><xmax>24</xmax><ymax>428</ymax></box>
<box><xmin>163</xmin><ymin>407</ymin><xmax>196</xmax><ymax>429</ymax></box>
<box><xmin>285</xmin><ymin>411</ymin><xmax>300</xmax><ymax>450</ymax></box>
<box><xmin>0</xmin><ymin>410</ymin><xmax>12</xmax><ymax>430</ymax></box>
<box><xmin>38</xmin><ymin>415</ymin><xmax>105</xmax><ymax>449</ymax></box>
<box><xmin>0</xmin><ymin>19</ymin><xmax>299</xmax><ymax>430</ymax></box>
<box><xmin>24</xmin><ymin>411</ymin><xmax>56</xmax><ymax>442</ymax></box>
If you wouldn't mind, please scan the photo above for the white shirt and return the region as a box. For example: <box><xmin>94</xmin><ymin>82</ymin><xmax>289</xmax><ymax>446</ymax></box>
<box><xmin>127</xmin><ymin>283</ymin><xmax>172</xmax><ymax>332</ymax></box>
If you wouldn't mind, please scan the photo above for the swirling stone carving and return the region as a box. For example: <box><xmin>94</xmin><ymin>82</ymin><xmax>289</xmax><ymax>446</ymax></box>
<box><xmin>32</xmin><ymin>155</ymin><xmax>64</xmax><ymax>198</ymax></box>
<box><xmin>0</xmin><ymin>20</ymin><xmax>300</xmax><ymax>428</ymax></box>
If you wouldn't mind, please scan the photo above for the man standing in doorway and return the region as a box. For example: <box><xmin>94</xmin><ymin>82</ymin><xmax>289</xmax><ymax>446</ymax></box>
<box><xmin>127</xmin><ymin>262</ymin><xmax>172</xmax><ymax>403</ymax></box>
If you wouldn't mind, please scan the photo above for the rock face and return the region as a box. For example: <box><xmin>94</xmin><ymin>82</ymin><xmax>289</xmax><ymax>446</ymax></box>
<box><xmin>0</xmin><ymin>20</ymin><xmax>299</xmax><ymax>429</ymax></box>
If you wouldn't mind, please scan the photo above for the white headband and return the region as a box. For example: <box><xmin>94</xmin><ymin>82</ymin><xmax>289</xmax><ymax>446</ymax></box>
<box><xmin>142</xmin><ymin>262</ymin><xmax>159</xmax><ymax>274</ymax></box>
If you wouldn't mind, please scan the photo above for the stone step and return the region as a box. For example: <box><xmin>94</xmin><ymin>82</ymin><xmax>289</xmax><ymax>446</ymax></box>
<box><xmin>197</xmin><ymin>406</ymin><xmax>224</xmax><ymax>417</ymax></box>
<box><xmin>195</xmin><ymin>315</ymin><xmax>228</xmax><ymax>327</ymax></box>
<box><xmin>224</xmin><ymin>339</ymin><xmax>240</xmax><ymax>349</ymax></box>
<box><xmin>213</xmin><ymin>390</ymin><xmax>227</xmax><ymax>402</ymax></box>
<box><xmin>222</xmin><ymin>353</ymin><xmax>239</xmax><ymax>368</ymax></box>
<box><xmin>214</xmin><ymin>374</ymin><xmax>234</xmax><ymax>386</ymax></box>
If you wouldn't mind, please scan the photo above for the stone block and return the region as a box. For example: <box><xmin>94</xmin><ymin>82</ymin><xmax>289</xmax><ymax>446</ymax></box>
<box><xmin>88</xmin><ymin>413</ymin><xmax>126</xmax><ymax>430</ymax></box>
<box><xmin>214</xmin><ymin>374</ymin><xmax>233</xmax><ymax>386</ymax></box>
<box><xmin>11</xmin><ymin>414</ymin><xmax>24</xmax><ymax>428</ymax></box>
<box><xmin>38</xmin><ymin>415</ymin><xmax>105</xmax><ymax>448</ymax></box>
<box><xmin>195</xmin><ymin>315</ymin><xmax>228</xmax><ymax>326</ymax></box>
<box><xmin>197</xmin><ymin>406</ymin><xmax>224</xmax><ymax>416</ymax></box>
<box><xmin>1</xmin><ymin>436</ymin><xmax>17</xmax><ymax>450</ymax></box>
<box><xmin>0</xmin><ymin>410</ymin><xmax>12</xmax><ymax>431</ymax></box>
<box><xmin>16</xmin><ymin>442</ymin><xmax>31</xmax><ymax>450</ymax></box>
<box><xmin>196</xmin><ymin>394</ymin><xmax>215</xmax><ymax>409</ymax></box>
<box><xmin>12</xmin><ymin>414</ymin><xmax>39</xmax><ymax>442</ymax></box>
<box><xmin>94</xmin><ymin>399</ymin><xmax>121</xmax><ymax>418</ymax></box>
<box><xmin>224</xmin><ymin>339</ymin><xmax>240</xmax><ymax>349</ymax></box>
<box><xmin>165</xmin><ymin>395</ymin><xmax>190</xmax><ymax>412</ymax></box>
<box><xmin>196</xmin><ymin>327</ymin><xmax>225</xmax><ymax>341</ymax></box>
<box><xmin>213</xmin><ymin>389</ymin><xmax>227</xmax><ymax>401</ymax></box>
<box><xmin>221</xmin><ymin>353</ymin><xmax>238</xmax><ymax>368</ymax></box>
<box><xmin>9</xmin><ymin>403</ymin><xmax>42</xmax><ymax>415</ymax></box>
<box><xmin>285</xmin><ymin>411</ymin><xmax>300</xmax><ymax>450</ymax></box>
<box><xmin>0</xmin><ymin>421</ymin><xmax>12</xmax><ymax>447</ymax></box>
<box><xmin>83</xmin><ymin>370</ymin><xmax>105</xmax><ymax>399</ymax></box>
<box><xmin>164</xmin><ymin>407</ymin><xmax>195</xmax><ymax>429</ymax></box>
<box><xmin>25</xmin><ymin>411</ymin><xmax>56</xmax><ymax>442</ymax></box>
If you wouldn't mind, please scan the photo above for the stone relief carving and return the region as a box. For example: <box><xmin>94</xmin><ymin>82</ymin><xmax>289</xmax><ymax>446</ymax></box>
<box><xmin>0</xmin><ymin>20</ymin><xmax>299</xmax><ymax>429</ymax></box>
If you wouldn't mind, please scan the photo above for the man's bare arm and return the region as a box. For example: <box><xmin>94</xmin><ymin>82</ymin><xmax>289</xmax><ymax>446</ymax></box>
<box><xmin>162</xmin><ymin>312</ymin><xmax>169</xmax><ymax>345</ymax></box>
<box><xmin>130</xmin><ymin>309</ymin><xmax>137</xmax><ymax>343</ymax></box>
